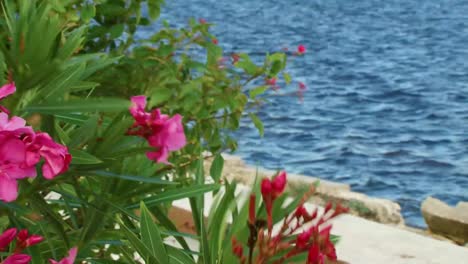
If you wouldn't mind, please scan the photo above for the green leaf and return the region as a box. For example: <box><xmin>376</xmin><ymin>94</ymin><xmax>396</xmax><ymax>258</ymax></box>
<box><xmin>140</xmin><ymin>202</ymin><xmax>169</xmax><ymax>263</ymax></box>
<box><xmin>149</xmin><ymin>89</ymin><xmax>172</xmax><ymax>106</ymax></box>
<box><xmin>26</xmin><ymin>98</ymin><xmax>130</xmax><ymax>114</ymax></box>
<box><xmin>118</xmin><ymin>217</ymin><xmax>157</xmax><ymax>264</ymax></box>
<box><xmin>249</xmin><ymin>113</ymin><xmax>264</xmax><ymax>137</ymax></box>
<box><xmin>81</xmin><ymin>4</ymin><xmax>96</xmax><ymax>22</ymax></box>
<box><xmin>91</xmin><ymin>171</ymin><xmax>176</xmax><ymax>185</ymax></box>
<box><xmin>249</xmin><ymin>86</ymin><xmax>268</xmax><ymax>99</ymax></box>
<box><xmin>109</xmin><ymin>24</ymin><xmax>125</xmax><ymax>39</ymax></box>
<box><xmin>0</xmin><ymin>216</ymin><xmax>9</xmax><ymax>230</ymax></box>
<box><xmin>283</xmin><ymin>72</ymin><xmax>292</xmax><ymax>84</ymax></box>
<box><xmin>209</xmin><ymin>154</ymin><xmax>224</xmax><ymax>183</ymax></box>
<box><xmin>69</xmin><ymin>149</ymin><xmax>102</xmax><ymax>165</ymax></box>
<box><xmin>166</xmin><ymin>245</ymin><xmax>196</xmax><ymax>264</ymax></box>
<box><xmin>126</xmin><ymin>184</ymin><xmax>220</xmax><ymax>209</ymax></box>
<box><xmin>148</xmin><ymin>0</ymin><xmax>165</xmax><ymax>19</ymax></box>
<box><xmin>234</xmin><ymin>54</ymin><xmax>258</xmax><ymax>75</ymax></box>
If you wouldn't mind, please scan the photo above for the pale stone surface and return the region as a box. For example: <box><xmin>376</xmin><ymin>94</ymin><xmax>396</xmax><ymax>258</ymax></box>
<box><xmin>422</xmin><ymin>197</ymin><xmax>468</xmax><ymax>244</ymax></box>
<box><xmin>333</xmin><ymin>214</ymin><xmax>468</xmax><ymax>264</ymax></box>
<box><xmin>205</xmin><ymin>154</ymin><xmax>404</xmax><ymax>225</ymax></box>
<box><xmin>172</xmin><ymin>185</ymin><xmax>468</xmax><ymax>264</ymax></box>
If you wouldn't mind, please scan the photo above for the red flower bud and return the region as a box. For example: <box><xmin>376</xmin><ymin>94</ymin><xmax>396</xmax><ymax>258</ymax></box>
<box><xmin>271</xmin><ymin>171</ymin><xmax>287</xmax><ymax>197</ymax></box>
<box><xmin>296</xmin><ymin>229</ymin><xmax>312</xmax><ymax>249</ymax></box>
<box><xmin>261</xmin><ymin>178</ymin><xmax>272</xmax><ymax>197</ymax></box>
<box><xmin>16</xmin><ymin>230</ymin><xmax>44</xmax><ymax>250</ymax></box>
<box><xmin>324</xmin><ymin>202</ymin><xmax>333</xmax><ymax>214</ymax></box>
<box><xmin>307</xmin><ymin>244</ymin><xmax>324</xmax><ymax>264</ymax></box>
<box><xmin>212</xmin><ymin>38</ymin><xmax>219</xmax><ymax>45</ymax></box>
<box><xmin>199</xmin><ymin>18</ymin><xmax>207</xmax><ymax>24</ymax></box>
<box><xmin>0</xmin><ymin>228</ymin><xmax>17</xmax><ymax>251</ymax></box>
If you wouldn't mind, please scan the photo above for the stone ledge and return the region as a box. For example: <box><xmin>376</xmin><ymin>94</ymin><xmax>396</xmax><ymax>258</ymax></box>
<box><xmin>205</xmin><ymin>154</ymin><xmax>404</xmax><ymax>225</ymax></box>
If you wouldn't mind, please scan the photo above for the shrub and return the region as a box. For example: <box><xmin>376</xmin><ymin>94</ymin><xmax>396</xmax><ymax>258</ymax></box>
<box><xmin>0</xmin><ymin>1</ymin><xmax>342</xmax><ymax>263</ymax></box>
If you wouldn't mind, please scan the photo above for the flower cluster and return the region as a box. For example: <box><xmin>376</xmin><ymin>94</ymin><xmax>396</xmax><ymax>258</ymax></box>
<box><xmin>0</xmin><ymin>228</ymin><xmax>77</xmax><ymax>264</ymax></box>
<box><xmin>0</xmin><ymin>83</ymin><xmax>71</xmax><ymax>202</ymax></box>
<box><xmin>233</xmin><ymin>171</ymin><xmax>348</xmax><ymax>264</ymax></box>
<box><xmin>127</xmin><ymin>95</ymin><xmax>186</xmax><ymax>164</ymax></box>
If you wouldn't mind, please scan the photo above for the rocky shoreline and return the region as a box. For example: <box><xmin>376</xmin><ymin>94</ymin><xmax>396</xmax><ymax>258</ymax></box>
<box><xmin>205</xmin><ymin>154</ymin><xmax>468</xmax><ymax>246</ymax></box>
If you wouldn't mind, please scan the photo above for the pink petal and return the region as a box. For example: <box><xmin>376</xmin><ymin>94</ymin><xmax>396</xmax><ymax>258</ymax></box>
<box><xmin>0</xmin><ymin>83</ymin><xmax>16</xmax><ymax>100</ymax></box>
<box><xmin>0</xmin><ymin>176</ymin><xmax>19</xmax><ymax>202</ymax></box>
<box><xmin>129</xmin><ymin>96</ymin><xmax>147</xmax><ymax>116</ymax></box>
<box><xmin>66</xmin><ymin>247</ymin><xmax>78</xmax><ymax>264</ymax></box>
<box><xmin>146</xmin><ymin>147</ymin><xmax>170</xmax><ymax>164</ymax></box>
<box><xmin>3</xmin><ymin>254</ymin><xmax>31</xmax><ymax>264</ymax></box>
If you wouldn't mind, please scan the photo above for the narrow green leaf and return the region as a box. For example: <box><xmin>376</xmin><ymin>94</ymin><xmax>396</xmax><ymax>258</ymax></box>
<box><xmin>166</xmin><ymin>245</ymin><xmax>196</xmax><ymax>264</ymax></box>
<box><xmin>283</xmin><ymin>72</ymin><xmax>292</xmax><ymax>84</ymax></box>
<box><xmin>69</xmin><ymin>149</ymin><xmax>102</xmax><ymax>165</ymax></box>
<box><xmin>91</xmin><ymin>170</ymin><xmax>176</xmax><ymax>185</ymax></box>
<box><xmin>249</xmin><ymin>113</ymin><xmax>264</xmax><ymax>137</ymax></box>
<box><xmin>249</xmin><ymin>86</ymin><xmax>268</xmax><ymax>99</ymax></box>
<box><xmin>26</xmin><ymin>98</ymin><xmax>130</xmax><ymax>114</ymax></box>
<box><xmin>140</xmin><ymin>202</ymin><xmax>169</xmax><ymax>263</ymax></box>
<box><xmin>126</xmin><ymin>184</ymin><xmax>220</xmax><ymax>209</ymax></box>
<box><xmin>209</xmin><ymin>154</ymin><xmax>224</xmax><ymax>183</ymax></box>
<box><xmin>118</xmin><ymin>217</ymin><xmax>157</xmax><ymax>264</ymax></box>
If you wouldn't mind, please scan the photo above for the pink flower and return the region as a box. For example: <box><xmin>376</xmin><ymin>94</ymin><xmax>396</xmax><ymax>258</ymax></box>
<box><xmin>128</xmin><ymin>96</ymin><xmax>186</xmax><ymax>164</ymax></box>
<box><xmin>199</xmin><ymin>18</ymin><xmax>207</xmax><ymax>24</ymax></box>
<box><xmin>297</xmin><ymin>45</ymin><xmax>306</xmax><ymax>54</ymax></box>
<box><xmin>0</xmin><ymin>83</ymin><xmax>15</xmax><ymax>100</ymax></box>
<box><xmin>0</xmin><ymin>112</ymin><xmax>71</xmax><ymax>202</ymax></box>
<box><xmin>0</xmin><ymin>228</ymin><xmax>17</xmax><ymax>251</ymax></box>
<box><xmin>0</xmin><ymin>130</ymin><xmax>37</xmax><ymax>202</ymax></box>
<box><xmin>3</xmin><ymin>254</ymin><xmax>31</xmax><ymax>264</ymax></box>
<box><xmin>49</xmin><ymin>247</ymin><xmax>78</xmax><ymax>264</ymax></box>
<box><xmin>298</xmin><ymin>82</ymin><xmax>306</xmax><ymax>90</ymax></box>
<box><xmin>26</xmin><ymin>133</ymin><xmax>72</xmax><ymax>179</ymax></box>
<box><xmin>211</xmin><ymin>38</ymin><xmax>219</xmax><ymax>45</ymax></box>
<box><xmin>16</xmin><ymin>229</ymin><xmax>44</xmax><ymax>250</ymax></box>
<box><xmin>265</xmin><ymin>77</ymin><xmax>277</xmax><ymax>86</ymax></box>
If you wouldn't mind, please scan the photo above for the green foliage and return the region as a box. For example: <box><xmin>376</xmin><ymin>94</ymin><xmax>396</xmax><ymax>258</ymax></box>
<box><xmin>0</xmin><ymin>0</ymin><xmax>298</xmax><ymax>262</ymax></box>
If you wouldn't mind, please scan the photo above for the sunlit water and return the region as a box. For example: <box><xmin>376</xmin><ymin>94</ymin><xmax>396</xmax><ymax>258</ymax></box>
<box><xmin>143</xmin><ymin>0</ymin><xmax>468</xmax><ymax>228</ymax></box>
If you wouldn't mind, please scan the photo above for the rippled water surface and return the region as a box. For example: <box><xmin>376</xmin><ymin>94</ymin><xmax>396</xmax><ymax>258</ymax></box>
<box><xmin>154</xmin><ymin>0</ymin><xmax>468</xmax><ymax>227</ymax></box>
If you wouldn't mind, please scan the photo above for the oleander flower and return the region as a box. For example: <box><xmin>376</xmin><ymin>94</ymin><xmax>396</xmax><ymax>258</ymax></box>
<box><xmin>49</xmin><ymin>247</ymin><xmax>78</xmax><ymax>264</ymax></box>
<box><xmin>266</xmin><ymin>77</ymin><xmax>277</xmax><ymax>86</ymax></box>
<box><xmin>299</xmin><ymin>82</ymin><xmax>307</xmax><ymax>90</ymax></box>
<box><xmin>0</xmin><ymin>112</ymin><xmax>71</xmax><ymax>202</ymax></box>
<box><xmin>25</xmin><ymin>132</ymin><xmax>72</xmax><ymax>180</ymax></box>
<box><xmin>297</xmin><ymin>44</ymin><xmax>306</xmax><ymax>54</ymax></box>
<box><xmin>128</xmin><ymin>96</ymin><xmax>186</xmax><ymax>164</ymax></box>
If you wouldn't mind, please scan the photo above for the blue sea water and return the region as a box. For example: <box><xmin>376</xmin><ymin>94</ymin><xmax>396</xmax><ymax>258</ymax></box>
<box><xmin>152</xmin><ymin>0</ymin><xmax>468</xmax><ymax>228</ymax></box>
